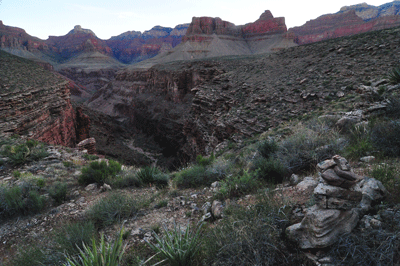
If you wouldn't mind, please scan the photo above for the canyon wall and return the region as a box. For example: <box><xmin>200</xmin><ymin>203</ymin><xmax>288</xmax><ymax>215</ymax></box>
<box><xmin>0</xmin><ymin>50</ymin><xmax>83</xmax><ymax>147</ymax></box>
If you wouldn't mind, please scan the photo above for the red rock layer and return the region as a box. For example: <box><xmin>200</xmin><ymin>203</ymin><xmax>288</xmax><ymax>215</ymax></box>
<box><xmin>289</xmin><ymin>10</ymin><xmax>400</xmax><ymax>45</ymax></box>
<box><xmin>183</xmin><ymin>10</ymin><xmax>288</xmax><ymax>41</ymax></box>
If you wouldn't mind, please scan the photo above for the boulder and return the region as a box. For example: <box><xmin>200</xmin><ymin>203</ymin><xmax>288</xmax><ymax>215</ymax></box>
<box><xmin>286</xmin><ymin>205</ymin><xmax>359</xmax><ymax>249</ymax></box>
<box><xmin>211</xmin><ymin>200</ymin><xmax>224</xmax><ymax>219</ymax></box>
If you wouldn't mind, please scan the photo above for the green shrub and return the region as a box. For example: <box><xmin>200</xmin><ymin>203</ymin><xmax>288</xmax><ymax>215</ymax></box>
<box><xmin>345</xmin><ymin>125</ymin><xmax>374</xmax><ymax>159</ymax></box>
<box><xmin>135</xmin><ymin>167</ymin><xmax>169</xmax><ymax>188</ymax></box>
<box><xmin>107</xmin><ymin>172</ymin><xmax>141</xmax><ymax>189</ymax></box>
<box><xmin>79</xmin><ymin>160</ymin><xmax>122</xmax><ymax>185</ymax></box>
<box><xmin>0</xmin><ymin>182</ymin><xmax>45</xmax><ymax>218</ymax></box>
<box><xmin>55</xmin><ymin>221</ymin><xmax>97</xmax><ymax>257</ymax></box>
<box><xmin>36</xmin><ymin>177</ymin><xmax>46</xmax><ymax>188</ymax></box>
<box><xmin>0</xmin><ymin>141</ymin><xmax>49</xmax><ymax>165</ymax></box>
<box><xmin>26</xmin><ymin>139</ymin><xmax>39</xmax><ymax>148</ymax></box>
<box><xmin>258</xmin><ymin>139</ymin><xmax>278</xmax><ymax>159</ymax></box>
<box><xmin>10</xmin><ymin>246</ymin><xmax>47</xmax><ymax>266</ymax></box>
<box><xmin>217</xmin><ymin>171</ymin><xmax>259</xmax><ymax>199</ymax></box>
<box><xmin>8</xmin><ymin>144</ymin><xmax>30</xmax><ymax>165</ymax></box>
<box><xmin>154</xmin><ymin>200</ymin><xmax>168</xmax><ymax>209</ymax></box>
<box><xmin>86</xmin><ymin>192</ymin><xmax>137</xmax><ymax>228</ymax></box>
<box><xmin>83</xmin><ymin>154</ymin><xmax>99</xmax><ymax>160</ymax></box>
<box><xmin>63</xmin><ymin>161</ymin><xmax>74</xmax><ymax>168</ymax></box>
<box><xmin>65</xmin><ymin>229</ymin><xmax>126</xmax><ymax>266</ymax></box>
<box><xmin>173</xmin><ymin>165</ymin><xmax>221</xmax><ymax>188</ymax></box>
<box><xmin>370</xmin><ymin>164</ymin><xmax>396</xmax><ymax>186</ymax></box>
<box><xmin>370</xmin><ymin>120</ymin><xmax>400</xmax><ymax>157</ymax></box>
<box><xmin>146</xmin><ymin>223</ymin><xmax>203</xmax><ymax>266</ymax></box>
<box><xmin>12</xmin><ymin>170</ymin><xmax>21</xmax><ymax>178</ymax></box>
<box><xmin>48</xmin><ymin>182</ymin><xmax>68</xmax><ymax>205</ymax></box>
<box><xmin>196</xmin><ymin>153</ymin><xmax>215</xmax><ymax>166</ymax></box>
<box><xmin>253</xmin><ymin>157</ymin><xmax>286</xmax><ymax>184</ymax></box>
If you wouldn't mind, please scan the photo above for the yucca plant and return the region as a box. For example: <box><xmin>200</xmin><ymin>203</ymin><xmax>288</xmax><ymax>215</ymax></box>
<box><xmin>388</xmin><ymin>66</ymin><xmax>400</xmax><ymax>85</ymax></box>
<box><xmin>146</xmin><ymin>222</ymin><xmax>203</xmax><ymax>266</ymax></box>
<box><xmin>64</xmin><ymin>229</ymin><xmax>126</xmax><ymax>266</ymax></box>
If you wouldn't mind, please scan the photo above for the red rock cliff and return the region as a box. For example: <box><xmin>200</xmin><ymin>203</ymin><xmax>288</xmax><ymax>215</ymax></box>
<box><xmin>0</xmin><ymin>50</ymin><xmax>80</xmax><ymax>147</ymax></box>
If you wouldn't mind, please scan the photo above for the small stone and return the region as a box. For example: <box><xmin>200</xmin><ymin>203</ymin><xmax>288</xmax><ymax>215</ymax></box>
<box><xmin>202</xmin><ymin>202</ymin><xmax>211</xmax><ymax>215</ymax></box>
<box><xmin>100</xmin><ymin>183</ymin><xmax>112</xmax><ymax>192</ymax></box>
<box><xmin>290</xmin><ymin>174</ymin><xmax>300</xmax><ymax>186</ymax></box>
<box><xmin>360</xmin><ymin>156</ymin><xmax>375</xmax><ymax>163</ymax></box>
<box><xmin>317</xmin><ymin>159</ymin><xmax>336</xmax><ymax>172</ymax></box>
<box><xmin>333</xmin><ymin>155</ymin><xmax>351</xmax><ymax>171</ymax></box>
<box><xmin>211</xmin><ymin>181</ymin><xmax>220</xmax><ymax>188</ymax></box>
<box><xmin>201</xmin><ymin>212</ymin><xmax>212</xmax><ymax>221</ymax></box>
<box><xmin>211</xmin><ymin>200</ymin><xmax>224</xmax><ymax>219</ymax></box>
<box><xmin>85</xmin><ymin>183</ymin><xmax>97</xmax><ymax>191</ymax></box>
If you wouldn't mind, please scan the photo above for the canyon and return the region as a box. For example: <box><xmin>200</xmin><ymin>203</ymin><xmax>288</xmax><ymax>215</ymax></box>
<box><xmin>2</xmin><ymin>1</ymin><xmax>400</xmax><ymax>168</ymax></box>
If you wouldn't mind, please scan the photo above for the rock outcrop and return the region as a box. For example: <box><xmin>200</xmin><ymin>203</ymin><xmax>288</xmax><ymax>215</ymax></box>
<box><xmin>0</xmin><ymin>50</ymin><xmax>81</xmax><ymax>147</ymax></box>
<box><xmin>286</xmin><ymin>156</ymin><xmax>388</xmax><ymax>249</ymax></box>
<box><xmin>289</xmin><ymin>2</ymin><xmax>400</xmax><ymax>45</ymax></box>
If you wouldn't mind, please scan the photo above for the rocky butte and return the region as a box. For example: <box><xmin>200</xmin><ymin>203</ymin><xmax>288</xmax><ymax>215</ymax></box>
<box><xmin>137</xmin><ymin>10</ymin><xmax>296</xmax><ymax>66</ymax></box>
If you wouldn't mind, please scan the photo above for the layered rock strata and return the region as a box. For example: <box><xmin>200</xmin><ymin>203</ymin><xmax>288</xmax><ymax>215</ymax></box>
<box><xmin>289</xmin><ymin>2</ymin><xmax>400</xmax><ymax>45</ymax></box>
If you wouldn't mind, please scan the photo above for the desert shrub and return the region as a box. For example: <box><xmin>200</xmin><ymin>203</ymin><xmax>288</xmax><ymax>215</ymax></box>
<box><xmin>12</xmin><ymin>170</ymin><xmax>21</xmax><ymax>178</ymax></box>
<box><xmin>86</xmin><ymin>192</ymin><xmax>137</xmax><ymax>228</ymax></box>
<box><xmin>217</xmin><ymin>170</ymin><xmax>259</xmax><ymax>199</ymax></box>
<box><xmin>83</xmin><ymin>154</ymin><xmax>99</xmax><ymax>160</ymax></box>
<box><xmin>388</xmin><ymin>66</ymin><xmax>400</xmax><ymax>85</ymax></box>
<box><xmin>36</xmin><ymin>177</ymin><xmax>46</xmax><ymax>188</ymax></box>
<box><xmin>152</xmin><ymin>173</ymin><xmax>170</xmax><ymax>189</ymax></box>
<box><xmin>154</xmin><ymin>200</ymin><xmax>168</xmax><ymax>209</ymax></box>
<box><xmin>327</xmin><ymin>230</ymin><xmax>400</xmax><ymax>266</ymax></box>
<box><xmin>276</xmin><ymin>123</ymin><xmax>341</xmax><ymax>173</ymax></box>
<box><xmin>65</xmin><ymin>229</ymin><xmax>126</xmax><ymax>266</ymax></box>
<box><xmin>0</xmin><ymin>141</ymin><xmax>49</xmax><ymax>165</ymax></box>
<box><xmin>54</xmin><ymin>221</ymin><xmax>97</xmax><ymax>257</ymax></box>
<box><xmin>201</xmin><ymin>194</ymin><xmax>310</xmax><ymax>265</ymax></box>
<box><xmin>196</xmin><ymin>153</ymin><xmax>215</xmax><ymax>166</ymax></box>
<box><xmin>253</xmin><ymin>157</ymin><xmax>287</xmax><ymax>184</ymax></box>
<box><xmin>146</xmin><ymin>223</ymin><xmax>203</xmax><ymax>266</ymax></box>
<box><xmin>345</xmin><ymin>125</ymin><xmax>374</xmax><ymax>159</ymax></box>
<box><xmin>108</xmin><ymin>171</ymin><xmax>141</xmax><ymax>189</ymax></box>
<box><xmin>173</xmin><ymin>165</ymin><xmax>221</xmax><ymax>188</ymax></box>
<box><xmin>78</xmin><ymin>160</ymin><xmax>122</xmax><ymax>185</ymax></box>
<box><xmin>258</xmin><ymin>138</ymin><xmax>279</xmax><ymax>159</ymax></box>
<box><xmin>370</xmin><ymin>163</ymin><xmax>397</xmax><ymax>186</ymax></box>
<box><xmin>10</xmin><ymin>246</ymin><xmax>47</xmax><ymax>266</ymax></box>
<box><xmin>25</xmin><ymin>139</ymin><xmax>39</xmax><ymax>148</ymax></box>
<box><xmin>0</xmin><ymin>182</ymin><xmax>45</xmax><ymax>218</ymax></box>
<box><xmin>29</xmin><ymin>146</ymin><xmax>49</xmax><ymax>161</ymax></box>
<box><xmin>370</xmin><ymin>120</ymin><xmax>400</xmax><ymax>157</ymax></box>
<box><xmin>63</xmin><ymin>161</ymin><xmax>74</xmax><ymax>168</ymax></box>
<box><xmin>48</xmin><ymin>182</ymin><xmax>68</xmax><ymax>205</ymax></box>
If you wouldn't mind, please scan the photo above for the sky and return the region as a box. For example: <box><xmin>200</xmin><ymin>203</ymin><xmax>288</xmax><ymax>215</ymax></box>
<box><xmin>0</xmin><ymin>0</ymin><xmax>394</xmax><ymax>40</ymax></box>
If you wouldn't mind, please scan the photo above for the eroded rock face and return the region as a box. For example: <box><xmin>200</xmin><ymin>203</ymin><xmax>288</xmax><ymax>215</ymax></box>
<box><xmin>0</xmin><ymin>50</ymin><xmax>79</xmax><ymax>147</ymax></box>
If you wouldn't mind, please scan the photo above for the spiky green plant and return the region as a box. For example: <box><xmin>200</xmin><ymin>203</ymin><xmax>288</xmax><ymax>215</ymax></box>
<box><xmin>64</xmin><ymin>229</ymin><xmax>126</xmax><ymax>266</ymax></box>
<box><xmin>388</xmin><ymin>66</ymin><xmax>400</xmax><ymax>84</ymax></box>
<box><xmin>146</xmin><ymin>223</ymin><xmax>203</xmax><ymax>266</ymax></box>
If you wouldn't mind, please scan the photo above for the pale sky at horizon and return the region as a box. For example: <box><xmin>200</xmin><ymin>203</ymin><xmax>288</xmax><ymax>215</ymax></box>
<box><xmin>0</xmin><ymin>0</ymin><xmax>395</xmax><ymax>40</ymax></box>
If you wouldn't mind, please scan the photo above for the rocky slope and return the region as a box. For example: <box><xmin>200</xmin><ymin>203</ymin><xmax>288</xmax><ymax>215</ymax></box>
<box><xmin>289</xmin><ymin>1</ymin><xmax>400</xmax><ymax>45</ymax></box>
<box><xmin>87</xmin><ymin>26</ymin><xmax>400</xmax><ymax>168</ymax></box>
<box><xmin>0</xmin><ymin>50</ymin><xmax>82</xmax><ymax>147</ymax></box>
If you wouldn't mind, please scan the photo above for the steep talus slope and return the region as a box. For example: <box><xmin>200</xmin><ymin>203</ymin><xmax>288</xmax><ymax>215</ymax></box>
<box><xmin>0</xmin><ymin>50</ymin><xmax>78</xmax><ymax>146</ymax></box>
<box><xmin>289</xmin><ymin>1</ymin><xmax>400</xmax><ymax>44</ymax></box>
<box><xmin>88</xmin><ymin>27</ymin><xmax>400</xmax><ymax>167</ymax></box>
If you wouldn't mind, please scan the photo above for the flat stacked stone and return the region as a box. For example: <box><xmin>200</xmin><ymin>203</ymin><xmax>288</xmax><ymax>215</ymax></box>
<box><xmin>77</xmin><ymin>137</ymin><xmax>96</xmax><ymax>154</ymax></box>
